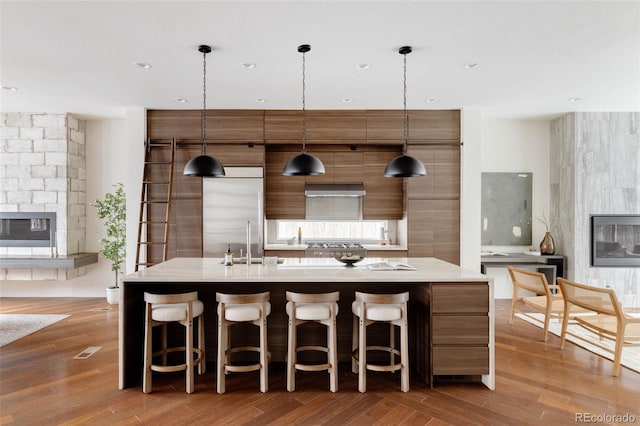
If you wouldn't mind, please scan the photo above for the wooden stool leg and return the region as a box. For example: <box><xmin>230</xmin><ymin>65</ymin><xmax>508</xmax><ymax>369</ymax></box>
<box><xmin>260</xmin><ymin>316</ymin><xmax>268</xmax><ymax>393</ymax></box>
<box><xmin>358</xmin><ymin>315</ymin><xmax>367</xmax><ymax>393</ymax></box>
<box><xmin>287</xmin><ymin>315</ymin><xmax>296</xmax><ymax>392</ymax></box>
<box><xmin>217</xmin><ymin>317</ymin><xmax>226</xmax><ymax>394</ymax></box>
<box><xmin>390</xmin><ymin>323</ymin><xmax>396</xmax><ymax>369</ymax></box>
<box><xmin>143</xmin><ymin>317</ymin><xmax>153</xmax><ymax>393</ymax></box>
<box><xmin>400</xmin><ymin>317</ymin><xmax>409</xmax><ymax>392</ymax></box>
<box><xmin>351</xmin><ymin>314</ymin><xmax>358</xmax><ymax>374</ymax></box>
<box><xmin>186</xmin><ymin>317</ymin><xmax>194</xmax><ymax>394</ymax></box>
<box><xmin>329</xmin><ymin>315</ymin><xmax>337</xmax><ymax>393</ymax></box>
<box><xmin>198</xmin><ymin>315</ymin><xmax>206</xmax><ymax>375</ymax></box>
<box><xmin>161</xmin><ymin>323</ymin><xmax>168</xmax><ymax>366</ymax></box>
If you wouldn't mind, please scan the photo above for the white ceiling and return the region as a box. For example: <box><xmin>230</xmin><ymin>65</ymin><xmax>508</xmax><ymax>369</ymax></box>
<box><xmin>1</xmin><ymin>1</ymin><xmax>639</xmax><ymax>120</ymax></box>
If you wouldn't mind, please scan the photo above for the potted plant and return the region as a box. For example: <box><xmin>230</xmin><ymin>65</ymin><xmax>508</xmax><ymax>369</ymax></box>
<box><xmin>91</xmin><ymin>183</ymin><xmax>126</xmax><ymax>304</ymax></box>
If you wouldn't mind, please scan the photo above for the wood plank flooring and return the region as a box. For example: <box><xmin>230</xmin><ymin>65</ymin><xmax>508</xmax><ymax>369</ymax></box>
<box><xmin>1</xmin><ymin>298</ymin><xmax>639</xmax><ymax>425</ymax></box>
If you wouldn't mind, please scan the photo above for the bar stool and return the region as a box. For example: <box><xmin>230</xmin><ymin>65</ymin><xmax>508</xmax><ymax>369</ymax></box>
<box><xmin>286</xmin><ymin>291</ymin><xmax>339</xmax><ymax>392</ymax></box>
<box><xmin>351</xmin><ymin>291</ymin><xmax>409</xmax><ymax>393</ymax></box>
<box><xmin>216</xmin><ymin>291</ymin><xmax>270</xmax><ymax>393</ymax></box>
<box><xmin>143</xmin><ymin>291</ymin><xmax>205</xmax><ymax>394</ymax></box>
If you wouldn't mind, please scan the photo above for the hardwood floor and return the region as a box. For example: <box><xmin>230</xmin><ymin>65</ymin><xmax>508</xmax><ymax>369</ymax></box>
<box><xmin>1</xmin><ymin>298</ymin><xmax>639</xmax><ymax>425</ymax></box>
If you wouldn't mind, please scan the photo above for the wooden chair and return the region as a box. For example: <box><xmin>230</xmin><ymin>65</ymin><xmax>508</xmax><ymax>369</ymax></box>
<box><xmin>507</xmin><ymin>266</ymin><xmax>565</xmax><ymax>341</ymax></box>
<box><xmin>143</xmin><ymin>291</ymin><xmax>205</xmax><ymax>394</ymax></box>
<box><xmin>351</xmin><ymin>291</ymin><xmax>409</xmax><ymax>393</ymax></box>
<box><xmin>286</xmin><ymin>291</ymin><xmax>339</xmax><ymax>392</ymax></box>
<box><xmin>216</xmin><ymin>292</ymin><xmax>270</xmax><ymax>393</ymax></box>
<box><xmin>557</xmin><ymin>278</ymin><xmax>640</xmax><ymax>376</ymax></box>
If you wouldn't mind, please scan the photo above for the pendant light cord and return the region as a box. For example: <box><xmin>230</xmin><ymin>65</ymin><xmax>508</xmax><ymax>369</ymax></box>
<box><xmin>202</xmin><ymin>48</ymin><xmax>207</xmax><ymax>155</ymax></box>
<box><xmin>402</xmin><ymin>51</ymin><xmax>408</xmax><ymax>155</ymax></box>
<box><xmin>301</xmin><ymin>50</ymin><xmax>307</xmax><ymax>153</ymax></box>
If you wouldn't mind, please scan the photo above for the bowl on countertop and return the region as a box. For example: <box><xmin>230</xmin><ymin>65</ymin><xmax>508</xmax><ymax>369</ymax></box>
<box><xmin>335</xmin><ymin>254</ymin><xmax>364</xmax><ymax>267</ymax></box>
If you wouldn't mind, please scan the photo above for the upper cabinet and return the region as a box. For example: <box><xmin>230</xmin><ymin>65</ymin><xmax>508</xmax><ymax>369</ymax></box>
<box><xmin>365</xmin><ymin>110</ymin><xmax>460</xmax><ymax>143</ymax></box>
<box><xmin>147</xmin><ymin>110</ymin><xmax>264</xmax><ymax>142</ymax></box>
<box><xmin>265</xmin><ymin>110</ymin><xmax>366</xmax><ymax>142</ymax></box>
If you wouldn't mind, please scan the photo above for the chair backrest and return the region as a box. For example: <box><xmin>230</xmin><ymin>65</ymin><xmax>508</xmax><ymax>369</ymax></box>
<box><xmin>557</xmin><ymin>278</ymin><xmax>622</xmax><ymax>317</ymax></box>
<box><xmin>286</xmin><ymin>291</ymin><xmax>339</xmax><ymax>303</ymax></box>
<box><xmin>144</xmin><ymin>291</ymin><xmax>198</xmax><ymax>305</ymax></box>
<box><xmin>216</xmin><ymin>291</ymin><xmax>270</xmax><ymax>305</ymax></box>
<box><xmin>355</xmin><ymin>291</ymin><xmax>409</xmax><ymax>305</ymax></box>
<box><xmin>507</xmin><ymin>266</ymin><xmax>553</xmax><ymax>297</ymax></box>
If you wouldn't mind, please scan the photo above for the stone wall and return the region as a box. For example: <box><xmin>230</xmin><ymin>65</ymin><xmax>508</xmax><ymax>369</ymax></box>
<box><xmin>0</xmin><ymin>112</ymin><xmax>87</xmax><ymax>279</ymax></box>
<box><xmin>551</xmin><ymin>112</ymin><xmax>639</xmax><ymax>307</ymax></box>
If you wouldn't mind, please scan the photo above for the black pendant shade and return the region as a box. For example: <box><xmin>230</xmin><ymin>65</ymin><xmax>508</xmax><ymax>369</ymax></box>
<box><xmin>283</xmin><ymin>44</ymin><xmax>325</xmax><ymax>176</ymax></box>
<box><xmin>183</xmin><ymin>44</ymin><xmax>225</xmax><ymax>177</ymax></box>
<box><xmin>183</xmin><ymin>154</ymin><xmax>225</xmax><ymax>177</ymax></box>
<box><xmin>282</xmin><ymin>152</ymin><xmax>326</xmax><ymax>176</ymax></box>
<box><xmin>385</xmin><ymin>45</ymin><xmax>426</xmax><ymax>178</ymax></box>
<box><xmin>384</xmin><ymin>154</ymin><xmax>427</xmax><ymax>177</ymax></box>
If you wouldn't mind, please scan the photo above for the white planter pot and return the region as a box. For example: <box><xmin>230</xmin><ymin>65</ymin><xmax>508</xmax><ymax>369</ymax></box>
<box><xmin>106</xmin><ymin>286</ymin><xmax>120</xmax><ymax>305</ymax></box>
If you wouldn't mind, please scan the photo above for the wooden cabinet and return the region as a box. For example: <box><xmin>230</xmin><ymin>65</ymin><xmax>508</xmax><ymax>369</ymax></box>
<box><xmin>363</xmin><ymin>151</ymin><xmax>403</xmax><ymax>219</ymax></box>
<box><xmin>148</xmin><ymin>110</ymin><xmax>264</xmax><ymax>142</ymax></box>
<box><xmin>406</xmin><ymin>144</ymin><xmax>460</xmax><ymax>263</ymax></box>
<box><xmin>365</xmin><ymin>110</ymin><xmax>460</xmax><ymax>143</ymax></box>
<box><xmin>265</xmin><ymin>110</ymin><xmax>366</xmax><ymax>142</ymax></box>
<box><xmin>265</xmin><ymin>150</ymin><xmax>305</xmax><ymax>219</ymax></box>
<box><xmin>430</xmin><ymin>283</ymin><xmax>490</xmax><ymax>383</ymax></box>
<box><xmin>265</xmin><ymin>146</ymin><xmax>402</xmax><ymax>220</ymax></box>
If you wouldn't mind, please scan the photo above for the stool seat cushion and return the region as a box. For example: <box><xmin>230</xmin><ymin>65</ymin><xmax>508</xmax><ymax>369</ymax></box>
<box><xmin>352</xmin><ymin>301</ymin><xmax>402</xmax><ymax>321</ymax></box>
<box><xmin>218</xmin><ymin>302</ymin><xmax>271</xmax><ymax>322</ymax></box>
<box><xmin>286</xmin><ymin>301</ymin><xmax>339</xmax><ymax>320</ymax></box>
<box><xmin>151</xmin><ymin>300</ymin><xmax>204</xmax><ymax>322</ymax></box>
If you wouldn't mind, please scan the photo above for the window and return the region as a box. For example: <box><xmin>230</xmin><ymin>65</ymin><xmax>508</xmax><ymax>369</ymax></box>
<box><xmin>275</xmin><ymin>220</ymin><xmax>391</xmax><ymax>243</ymax></box>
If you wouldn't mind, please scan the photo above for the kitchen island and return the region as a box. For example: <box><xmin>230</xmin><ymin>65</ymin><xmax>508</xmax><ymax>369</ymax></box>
<box><xmin>120</xmin><ymin>257</ymin><xmax>494</xmax><ymax>390</ymax></box>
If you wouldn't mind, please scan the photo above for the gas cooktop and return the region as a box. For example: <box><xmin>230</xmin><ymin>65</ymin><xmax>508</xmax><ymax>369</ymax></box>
<box><xmin>306</xmin><ymin>242</ymin><xmax>364</xmax><ymax>249</ymax></box>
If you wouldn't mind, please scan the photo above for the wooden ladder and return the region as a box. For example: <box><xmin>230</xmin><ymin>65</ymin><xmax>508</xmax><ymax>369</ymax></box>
<box><xmin>135</xmin><ymin>138</ymin><xmax>176</xmax><ymax>271</ymax></box>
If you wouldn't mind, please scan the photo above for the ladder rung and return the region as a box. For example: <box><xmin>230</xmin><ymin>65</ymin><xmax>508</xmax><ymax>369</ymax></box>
<box><xmin>145</xmin><ymin>161</ymin><xmax>172</xmax><ymax>165</ymax></box>
<box><xmin>141</xmin><ymin>200</ymin><xmax>169</xmax><ymax>204</ymax></box>
<box><xmin>143</xmin><ymin>181</ymin><xmax>171</xmax><ymax>185</ymax></box>
<box><xmin>140</xmin><ymin>221</ymin><xmax>168</xmax><ymax>224</ymax></box>
<box><xmin>136</xmin><ymin>262</ymin><xmax>155</xmax><ymax>266</ymax></box>
<box><xmin>137</xmin><ymin>241</ymin><xmax>167</xmax><ymax>245</ymax></box>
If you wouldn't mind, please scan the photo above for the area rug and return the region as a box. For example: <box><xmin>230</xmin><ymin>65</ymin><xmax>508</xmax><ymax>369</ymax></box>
<box><xmin>0</xmin><ymin>314</ymin><xmax>69</xmax><ymax>347</ymax></box>
<box><xmin>515</xmin><ymin>312</ymin><xmax>640</xmax><ymax>374</ymax></box>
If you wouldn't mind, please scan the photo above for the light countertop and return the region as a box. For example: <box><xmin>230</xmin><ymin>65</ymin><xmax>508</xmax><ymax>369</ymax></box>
<box><xmin>123</xmin><ymin>257</ymin><xmax>489</xmax><ymax>283</ymax></box>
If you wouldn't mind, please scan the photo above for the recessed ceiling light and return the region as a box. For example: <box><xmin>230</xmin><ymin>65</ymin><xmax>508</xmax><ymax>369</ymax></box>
<box><xmin>255</xmin><ymin>98</ymin><xmax>266</xmax><ymax>103</ymax></box>
<box><xmin>425</xmin><ymin>98</ymin><xmax>439</xmax><ymax>103</ymax></box>
<box><xmin>568</xmin><ymin>97</ymin><xmax>583</xmax><ymax>102</ymax></box>
<box><xmin>240</xmin><ymin>62</ymin><xmax>256</xmax><ymax>69</ymax></box>
<box><xmin>174</xmin><ymin>98</ymin><xmax>188</xmax><ymax>103</ymax></box>
<box><xmin>1</xmin><ymin>86</ymin><xmax>17</xmax><ymax>91</ymax></box>
<box><xmin>355</xmin><ymin>64</ymin><xmax>372</xmax><ymax>70</ymax></box>
<box><xmin>134</xmin><ymin>62</ymin><xmax>152</xmax><ymax>69</ymax></box>
<box><xmin>342</xmin><ymin>98</ymin><xmax>353</xmax><ymax>104</ymax></box>
<box><xmin>463</xmin><ymin>62</ymin><xmax>481</xmax><ymax>69</ymax></box>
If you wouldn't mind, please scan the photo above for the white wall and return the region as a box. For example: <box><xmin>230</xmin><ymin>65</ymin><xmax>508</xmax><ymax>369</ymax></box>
<box><xmin>480</xmin><ymin>119</ymin><xmax>551</xmax><ymax>298</ymax></box>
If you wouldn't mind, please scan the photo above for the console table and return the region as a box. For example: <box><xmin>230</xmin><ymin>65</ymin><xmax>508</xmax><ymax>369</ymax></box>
<box><xmin>480</xmin><ymin>254</ymin><xmax>566</xmax><ymax>285</ymax></box>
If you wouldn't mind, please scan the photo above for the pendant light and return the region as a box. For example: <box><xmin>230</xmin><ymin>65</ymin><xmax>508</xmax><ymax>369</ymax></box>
<box><xmin>282</xmin><ymin>44</ymin><xmax>325</xmax><ymax>176</ymax></box>
<box><xmin>183</xmin><ymin>45</ymin><xmax>225</xmax><ymax>177</ymax></box>
<box><xmin>384</xmin><ymin>46</ymin><xmax>426</xmax><ymax>178</ymax></box>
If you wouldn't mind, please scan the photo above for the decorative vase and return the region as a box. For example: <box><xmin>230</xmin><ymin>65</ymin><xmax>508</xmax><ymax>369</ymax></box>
<box><xmin>539</xmin><ymin>232</ymin><xmax>556</xmax><ymax>255</ymax></box>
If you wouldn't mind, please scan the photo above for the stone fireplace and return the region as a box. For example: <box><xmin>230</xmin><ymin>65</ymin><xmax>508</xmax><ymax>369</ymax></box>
<box><xmin>0</xmin><ymin>112</ymin><xmax>95</xmax><ymax>279</ymax></box>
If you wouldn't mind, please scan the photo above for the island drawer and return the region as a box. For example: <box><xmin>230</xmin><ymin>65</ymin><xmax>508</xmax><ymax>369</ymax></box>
<box><xmin>431</xmin><ymin>284</ymin><xmax>489</xmax><ymax>314</ymax></box>
<box><xmin>432</xmin><ymin>346</ymin><xmax>490</xmax><ymax>375</ymax></box>
<box><xmin>432</xmin><ymin>316</ymin><xmax>489</xmax><ymax>345</ymax></box>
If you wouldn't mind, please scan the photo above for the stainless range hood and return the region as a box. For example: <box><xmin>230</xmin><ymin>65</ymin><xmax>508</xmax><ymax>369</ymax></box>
<box><xmin>304</xmin><ymin>184</ymin><xmax>366</xmax><ymax>197</ymax></box>
<box><xmin>305</xmin><ymin>184</ymin><xmax>365</xmax><ymax>220</ymax></box>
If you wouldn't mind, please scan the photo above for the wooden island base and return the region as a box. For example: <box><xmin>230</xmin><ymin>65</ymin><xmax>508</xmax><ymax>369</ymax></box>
<box><xmin>120</xmin><ymin>257</ymin><xmax>494</xmax><ymax>390</ymax></box>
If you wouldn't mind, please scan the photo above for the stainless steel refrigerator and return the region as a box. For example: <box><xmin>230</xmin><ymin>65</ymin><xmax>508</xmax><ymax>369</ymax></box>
<box><xmin>202</xmin><ymin>167</ymin><xmax>263</xmax><ymax>259</ymax></box>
